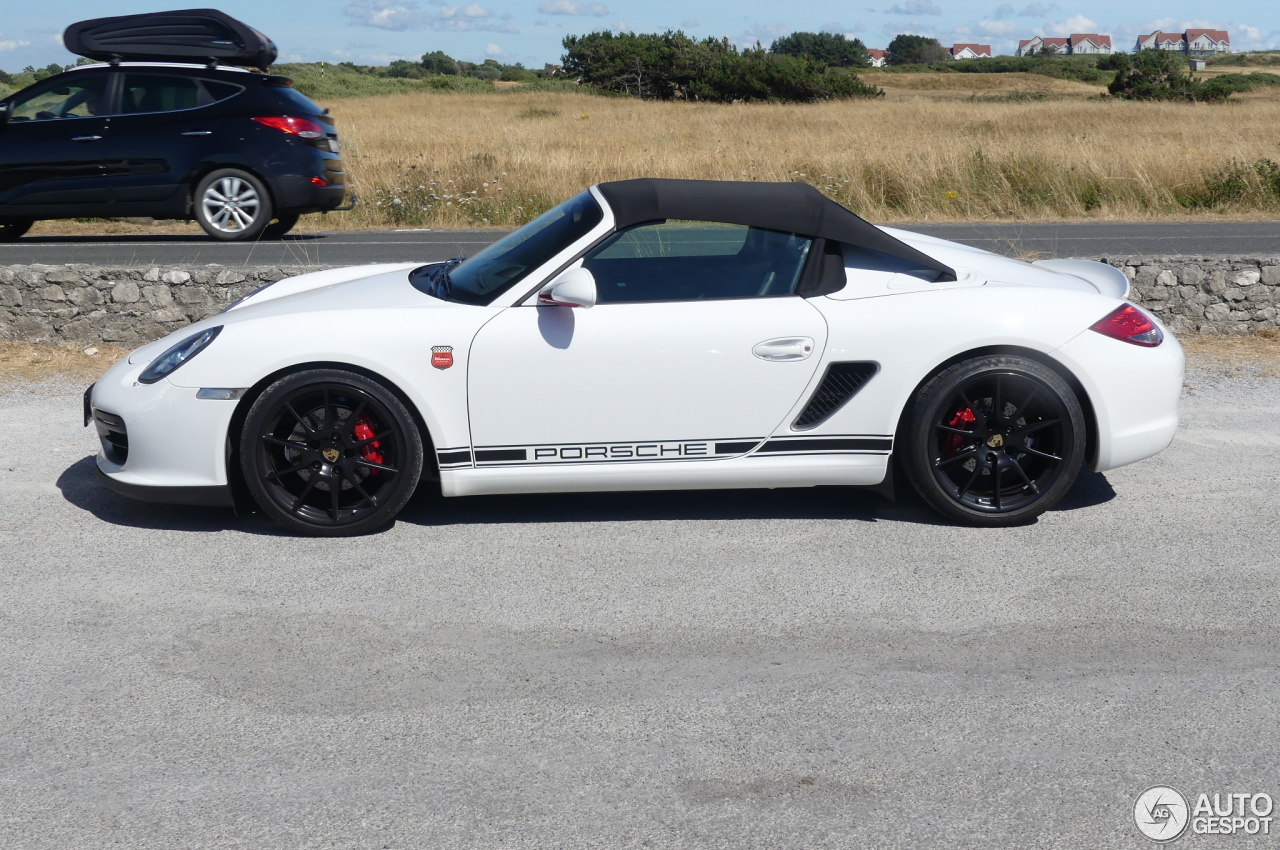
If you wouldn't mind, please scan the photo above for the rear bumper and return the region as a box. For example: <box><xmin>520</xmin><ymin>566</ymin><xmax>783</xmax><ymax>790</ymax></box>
<box><xmin>1053</xmin><ymin>325</ymin><xmax>1184</xmax><ymax>472</ymax></box>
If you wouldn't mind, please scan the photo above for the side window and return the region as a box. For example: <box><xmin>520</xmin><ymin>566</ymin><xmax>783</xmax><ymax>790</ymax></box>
<box><xmin>120</xmin><ymin>74</ymin><xmax>211</xmax><ymax>114</ymax></box>
<box><xmin>201</xmin><ymin>79</ymin><xmax>245</xmax><ymax>103</ymax></box>
<box><xmin>9</xmin><ymin>75</ymin><xmax>110</xmax><ymax>122</ymax></box>
<box><xmin>582</xmin><ymin>220</ymin><xmax>812</xmax><ymax>304</ymax></box>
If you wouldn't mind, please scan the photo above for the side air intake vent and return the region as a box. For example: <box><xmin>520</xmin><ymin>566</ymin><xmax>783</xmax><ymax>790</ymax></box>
<box><xmin>792</xmin><ymin>362</ymin><xmax>879</xmax><ymax>430</ymax></box>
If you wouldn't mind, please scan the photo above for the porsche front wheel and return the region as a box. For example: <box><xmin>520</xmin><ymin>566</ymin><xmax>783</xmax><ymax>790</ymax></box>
<box><xmin>903</xmin><ymin>355</ymin><xmax>1086</xmax><ymax>527</ymax></box>
<box><xmin>241</xmin><ymin>369</ymin><xmax>423</xmax><ymax>536</ymax></box>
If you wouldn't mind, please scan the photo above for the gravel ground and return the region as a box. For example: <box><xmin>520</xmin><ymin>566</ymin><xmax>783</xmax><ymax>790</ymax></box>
<box><xmin>1</xmin><ymin>363</ymin><xmax>1278</xmax><ymax>849</ymax></box>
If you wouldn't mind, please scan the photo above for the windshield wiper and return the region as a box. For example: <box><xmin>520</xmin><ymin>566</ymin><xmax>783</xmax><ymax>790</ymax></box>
<box><xmin>429</xmin><ymin>257</ymin><xmax>465</xmax><ymax>300</ymax></box>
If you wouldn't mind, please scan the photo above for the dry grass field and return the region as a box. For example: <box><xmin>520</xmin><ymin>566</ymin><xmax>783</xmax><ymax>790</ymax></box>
<box><xmin>320</xmin><ymin>84</ymin><xmax>1280</xmax><ymax>228</ymax></box>
<box><xmin>21</xmin><ymin>74</ymin><xmax>1280</xmax><ymax>238</ymax></box>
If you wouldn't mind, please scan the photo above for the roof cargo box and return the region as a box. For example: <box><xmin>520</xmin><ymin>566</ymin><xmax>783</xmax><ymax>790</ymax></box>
<box><xmin>63</xmin><ymin>8</ymin><xmax>277</xmax><ymax>68</ymax></box>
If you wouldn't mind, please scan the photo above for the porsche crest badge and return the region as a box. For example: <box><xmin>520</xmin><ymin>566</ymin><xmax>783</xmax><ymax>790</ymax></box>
<box><xmin>431</xmin><ymin>345</ymin><xmax>453</xmax><ymax>370</ymax></box>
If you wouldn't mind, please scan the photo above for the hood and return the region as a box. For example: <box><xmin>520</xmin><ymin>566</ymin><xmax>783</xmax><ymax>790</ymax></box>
<box><xmin>128</xmin><ymin>262</ymin><xmax>453</xmax><ymax>365</ymax></box>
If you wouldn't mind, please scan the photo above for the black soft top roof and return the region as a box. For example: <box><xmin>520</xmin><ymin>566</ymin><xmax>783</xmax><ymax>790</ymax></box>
<box><xmin>595</xmin><ymin>178</ymin><xmax>955</xmax><ymax>282</ymax></box>
<box><xmin>64</xmin><ymin>9</ymin><xmax>277</xmax><ymax>69</ymax></box>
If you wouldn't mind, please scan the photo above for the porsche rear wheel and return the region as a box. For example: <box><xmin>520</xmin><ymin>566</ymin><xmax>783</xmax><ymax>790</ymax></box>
<box><xmin>241</xmin><ymin>369</ymin><xmax>423</xmax><ymax>536</ymax></box>
<box><xmin>903</xmin><ymin>355</ymin><xmax>1086</xmax><ymax>527</ymax></box>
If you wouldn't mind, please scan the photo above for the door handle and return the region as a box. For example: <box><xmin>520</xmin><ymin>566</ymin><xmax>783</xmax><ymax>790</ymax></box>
<box><xmin>752</xmin><ymin>337</ymin><xmax>814</xmax><ymax>361</ymax></box>
<box><xmin>71</xmin><ymin>135</ymin><xmax>102</xmax><ymax>142</ymax></box>
<box><xmin>181</xmin><ymin>130</ymin><xmax>212</xmax><ymax>136</ymax></box>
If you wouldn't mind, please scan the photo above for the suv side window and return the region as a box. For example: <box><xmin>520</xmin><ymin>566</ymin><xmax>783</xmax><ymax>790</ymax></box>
<box><xmin>8</xmin><ymin>74</ymin><xmax>111</xmax><ymax>122</ymax></box>
<box><xmin>120</xmin><ymin>74</ymin><xmax>218</xmax><ymax>114</ymax></box>
<box><xmin>582</xmin><ymin>220</ymin><xmax>812</xmax><ymax>304</ymax></box>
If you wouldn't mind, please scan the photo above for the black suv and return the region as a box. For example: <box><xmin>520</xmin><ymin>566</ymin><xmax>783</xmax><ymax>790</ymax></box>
<box><xmin>0</xmin><ymin>10</ymin><xmax>347</xmax><ymax>242</ymax></box>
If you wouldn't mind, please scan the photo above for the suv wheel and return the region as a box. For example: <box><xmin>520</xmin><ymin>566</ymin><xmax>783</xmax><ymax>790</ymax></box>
<box><xmin>262</xmin><ymin>213</ymin><xmax>301</xmax><ymax>239</ymax></box>
<box><xmin>194</xmin><ymin>168</ymin><xmax>273</xmax><ymax>241</ymax></box>
<box><xmin>0</xmin><ymin>219</ymin><xmax>34</xmax><ymax>242</ymax></box>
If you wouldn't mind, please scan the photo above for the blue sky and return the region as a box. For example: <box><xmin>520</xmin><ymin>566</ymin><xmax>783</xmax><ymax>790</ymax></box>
<box><xmin>2</xmin><ymin>1</ymin><xmax>1276</xmax><ymax>70</ymax></box>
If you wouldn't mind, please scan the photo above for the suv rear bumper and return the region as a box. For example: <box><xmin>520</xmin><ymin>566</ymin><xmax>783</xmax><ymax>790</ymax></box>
<box><xmin>269</xmin><ymin>173</ymin><xmax>347</xmax><ymax>214</ymax></box>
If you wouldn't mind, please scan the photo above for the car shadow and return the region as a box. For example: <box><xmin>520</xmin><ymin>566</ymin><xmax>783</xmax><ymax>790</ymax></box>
<box><xmin>56</xmin><ymin>456</ymin><xmax>1115</xmax><ymax>535</ymax></box>
<box><xmin>1055</xmin><ymin>470</ymin><xmax>1117</xmax><ymax>512</ymax></box>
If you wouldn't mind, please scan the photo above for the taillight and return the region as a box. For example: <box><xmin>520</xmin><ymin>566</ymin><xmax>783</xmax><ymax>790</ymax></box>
<box><xmin>252</xmin><ymin>116</ymin><xmax>325</xmax><ymax>139</ymax></box>
<box><xmin>1090</xmin><ymin>303</ymin><xmax>1164</xmax><ymax>347</ymax></box>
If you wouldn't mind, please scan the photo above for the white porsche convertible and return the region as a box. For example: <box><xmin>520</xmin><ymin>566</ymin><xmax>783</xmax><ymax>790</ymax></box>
<box><xmin>86</xmin><ymin>179</ymin><xmax>1183</xmax><ymax>535</ymax></box>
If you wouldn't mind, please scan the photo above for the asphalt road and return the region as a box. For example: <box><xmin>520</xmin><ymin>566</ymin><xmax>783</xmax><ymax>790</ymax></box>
<box><xmin>1</xmin><ymin>220</ymin><xmax>1278</xmax><ymax>267</ymax></box>
<box><xmin>2</xmin><ymin>364</ymin><xmax>1278</xmax><ymax>848</ymax></box>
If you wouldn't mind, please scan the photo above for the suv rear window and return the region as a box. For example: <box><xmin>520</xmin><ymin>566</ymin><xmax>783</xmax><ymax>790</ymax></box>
<box><xmin>269</xmin><ymin>86</ymin><xmax>323</xmax><ymax>115</ymax></box>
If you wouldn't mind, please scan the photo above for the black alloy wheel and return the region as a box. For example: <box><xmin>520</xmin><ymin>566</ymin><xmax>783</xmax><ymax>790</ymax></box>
<box><xmin>0</xmin><ymin>219</ymin><xmax>34</xmax><ymax>242</ymax></box>
<box><xmin>903</xmin><ymin>355</ymin><xmax>1086</xmax><ymax>526</ymax></box>
<box><xmin>193</xmin><ymin>168</ymin><xmax>274</xmax><ymax>242</ymax></box>
<box><xmin>262</xmin><ymin>213</ymin><xmax>301</xmax><ymax>239</ymax></box>
<box><xmin>241</xmin><ymin>369</ymin><xmax>424</xmax><ymax>536</ymax></box>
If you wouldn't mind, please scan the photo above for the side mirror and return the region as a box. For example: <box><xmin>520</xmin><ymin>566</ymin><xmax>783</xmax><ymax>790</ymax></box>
<box><xmin>538</xmin><ymin>266</ymin><xmax>596</xmax><ymax>308</ymax></box>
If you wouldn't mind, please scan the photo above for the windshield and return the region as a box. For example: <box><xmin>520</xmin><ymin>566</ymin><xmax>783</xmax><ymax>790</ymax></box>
<box><xmin>410</xmin><ymin>190</ymin><xmax>604</xmax><ymax>305</ymax></box>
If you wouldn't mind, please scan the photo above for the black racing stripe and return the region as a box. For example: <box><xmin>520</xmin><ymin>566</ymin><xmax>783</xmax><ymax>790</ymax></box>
<box><xmin>757</xmin><ymin>437</ymin><xmax>892</xmax><ymax>453</ymax></box>
<box><xmin>436</xmin><ymin>450</ymin><xmax>472</xmax><ymax>465</ymax></box>
<box><xmin>475</xmin><ymin>448</ymin><xmax>528</xmax><ymax>463</ymax></box>
<box><xmin>714</xmin><ymin>441</ymin><xmax>760</xmax><ymax>455</ymax></box>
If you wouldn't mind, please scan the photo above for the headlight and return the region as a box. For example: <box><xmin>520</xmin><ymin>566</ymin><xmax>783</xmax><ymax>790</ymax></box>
<box><xmin>139</xmin><ymin>326</ymin><xmax>223</xmax><ymax>384</ymax></box>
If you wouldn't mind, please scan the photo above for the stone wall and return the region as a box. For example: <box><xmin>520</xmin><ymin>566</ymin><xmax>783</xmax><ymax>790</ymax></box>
<box><xmin>0</xmin><ymin>265</ymin><xmax>325</xmax><ymax>345</ymax></box>
<box><xmin>1</xmin><ymin>256</ymin><xmax>1278</xmax><ymax>345</ymax></box>
<box><xmin>1103</xmin><ymin>256</ymin><xmax>1280</xmax><ymax>335</ymax></box>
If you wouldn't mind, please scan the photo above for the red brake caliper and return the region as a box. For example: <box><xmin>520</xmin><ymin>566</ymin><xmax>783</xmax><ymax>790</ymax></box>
<box><xmin>945</xmin><ymin>406</ymin><xmax>976</xmax><ymax>454</ymax></box>
<box><xmin>352</xmin><ymin>417</ymin><xmax>383</xmax><ymax>475</ymax></box>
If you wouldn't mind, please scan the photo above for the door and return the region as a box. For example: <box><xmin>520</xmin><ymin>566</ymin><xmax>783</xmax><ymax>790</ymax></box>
<box><xmin>103</xmin><ymin>72</ymin><xmax>242</xmax><ymax>206</ymax></box>
<box><xmin>467</xmin><ymin>220</ymin><xmax>828</xmax><ymax>466</ymax></box>
<box><xmin>0</xmin><ymin>72</ymin><xmax>113</xmax><ymax>209</ymax></box>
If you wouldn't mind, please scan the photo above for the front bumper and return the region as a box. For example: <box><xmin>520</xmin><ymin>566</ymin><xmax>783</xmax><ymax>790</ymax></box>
<box><xmin>87</xmin><ymin>358</ymin><xmax>240</xmax><ymax>507</ymax></box>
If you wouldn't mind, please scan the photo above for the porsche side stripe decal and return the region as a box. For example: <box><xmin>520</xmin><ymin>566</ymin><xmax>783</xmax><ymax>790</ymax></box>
<box><xmin>438</xmin><ymin>435</ymin><xmax>892</xmax><ymax>468</ymax></box>
<box><xmin>755</xmin><ymin>436</ymin><xmax>892</xmax><ymax>454</ymax></box>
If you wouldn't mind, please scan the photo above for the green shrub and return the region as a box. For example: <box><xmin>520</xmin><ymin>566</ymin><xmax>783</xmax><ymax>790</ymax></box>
<box><xmin>562</xmin><ymin>30</ymin><xmax>881</xmax><ymax>102</ymax></box>
<box><xmin>1108</xmin><ymin>49</ymin><xmax>1232</xmax><ymax>102</ymax></box>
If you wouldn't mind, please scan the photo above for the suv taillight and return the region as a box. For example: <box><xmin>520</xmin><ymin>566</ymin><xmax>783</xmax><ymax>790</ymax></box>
<box><xmin>252</xmin><ymin>116</ymin><xmax>325</xmax><ymax>139</ymax></box>
<box><xmin>1090</xmin><ymin>303</ymin><xmax>1164</xmax><ymax>347</ymax></box>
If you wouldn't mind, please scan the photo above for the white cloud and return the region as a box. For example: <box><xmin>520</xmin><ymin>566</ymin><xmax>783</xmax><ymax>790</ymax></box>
<box><xmin>1039</xmin><ymin>14</ymin><xmax>1097</xmax><ymax>37</ymax></box>
<box><xmin>0</xmin><ymin>38</ymin><xmax>31</xmax><ymax>52</ymax></box>
<box><xmin>537</xmin><ymin>1</ymin><xmax>607</xmax><ymax>15</ymax></box>
<box><xmin>485</xmin><ymin>42</ymin><xmax>509</xmax><ymax>56</ymax></box>
<box><xmin>992</xmin><ymin>3</ymin><xmax>1014</xmax><ymax>18</ymax></box>
<box><xmin>343</xmin><ymin>0</ymin><xmax>428</xmax><ymax>30</ymax></box>
<box><xmin>976</xmin><ymin>19</ymin><xmax>1017</xmax><ymax>36</ymax></box>
<box><xmin>344</xmin><ymin>0</ymin><xmax>518</xmax><ymax>32</ymax></box>
<box><xmin>953</xmin><ymin>25</ymin><xmax>971</xmax><ymax>35</ymax></box>
<box><xmin>1019</xmin><ymin>3</ymin><xmax>1057</xmax><ymax>15</ymax></box>
<box><xmin>682</xmin><ymin>19</ymin><xmax>700</xmax><ymax>29</ymax></box>
<box><xmin>885</xmin><ymin>1</ymin><xmax>940</xmax><ymax>14</ymax></box>
<box><xmin>613</xmin><ymin>20</ymin><xmax>630</xmax><ymax>32</ymax></box>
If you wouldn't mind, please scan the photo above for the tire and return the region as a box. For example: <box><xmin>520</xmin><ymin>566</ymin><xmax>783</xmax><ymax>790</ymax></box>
<box><xmin>262</xmin><ymin>213</ymin><xmax>301</xmax><ymax>240</ymax></box>
<box><xmin>194</xmin><ymin>168</ymin><xmax>273</xmax><ymax>242</ymax></box>
<box><xmin>241</xmin><ymin>369</ymin><xmax>424</xmax><ymax>536</ymax></box>
<box><xmin>901</xmin><ymin>355</ymin><xmax>1086</xmax><ymax>527</ymax></box>
<box><xmin>0</xmin><ymin>219</ymin><xmax>34</xmax><ymax>242</ymax></box>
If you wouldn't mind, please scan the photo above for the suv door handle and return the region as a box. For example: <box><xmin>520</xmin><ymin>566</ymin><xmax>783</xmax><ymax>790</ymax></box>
<box><xmin>181</xmin><ymin>130</ymin><xmax>211</xmax><ymax>136</ymax></box>
<box><xmin>752</xmin><ymin>337</ymin><xmax>814</xmax><ymax>361</ymax></box>
<box><xmin>71</xmin><ymin>135</ymin><xmax>103</xmax><ymax>142</ymax></box>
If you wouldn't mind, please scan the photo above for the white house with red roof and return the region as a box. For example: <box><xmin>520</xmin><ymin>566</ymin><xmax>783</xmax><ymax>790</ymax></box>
<box><xmin>1017</xmin><ymin>34</ymin><xmax>1112</xmax><ymax>56</ymax></box>
<box><xmin>867</xmin><ymin>48</ymin><xmax>887</xmax><ymax>67</ymax></box>
<box><xmin>1134</xmin><ymin>29</ymin><xmax>1230</xmax><ymax>55</ymax></box>
<box><xmin>949</xmin><ymin>43</ymin><xmax>993</xmax><ymax>59</ymax></box>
